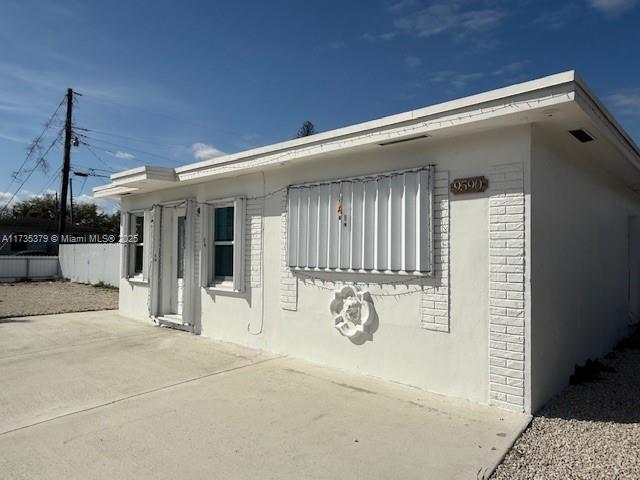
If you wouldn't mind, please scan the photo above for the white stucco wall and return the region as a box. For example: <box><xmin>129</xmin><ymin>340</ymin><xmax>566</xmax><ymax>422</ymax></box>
<box><xmin>118</xmin><ymin>125</ymin><xmax>532</xmax><ymax>408</ymax></box>
<box><xmin>530</xmin><ymin>124</ymin><xmax>640</xmax><ymax>411</ymax></box>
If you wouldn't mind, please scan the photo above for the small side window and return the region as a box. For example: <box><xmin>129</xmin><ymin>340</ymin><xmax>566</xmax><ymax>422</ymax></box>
<box><xmin>129</xmin><ymin>213</ymin><xmax>145</xmax><ymax>277</ymax></box>
<box><xmin>207</xmin><ymin>197</ymin><xmax>245</xmax><ymax>291</ymax></box>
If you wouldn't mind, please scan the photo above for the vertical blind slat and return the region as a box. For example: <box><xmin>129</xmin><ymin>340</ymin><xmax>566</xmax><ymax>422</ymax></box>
<box><xmin>351</xmin><ymin>182</ymin><xmax>363</xmax><ymax>270</ymax></box>
<box><xmin>288</xmin><ymin>189</ymin><xmax>299</xmax><ymax>266</ymax></box>
<box><xmin>317</xmin><ymin>184</ymin><xmax>328</xmax><ymax>268</ymax></box>
<box><xmin>376</xmin><ymin>177</ymin><xmax>389</xmax><ymax>271</ymax></box>
<box><xmin>298</xmin><ymin>189</ymin><xmax>309</xmax><ymax>267</ymax></box>
<box><xmin>339</xmin><ymin>182</ymin><xmax>352</xmax><ymax>269</ymax></box>
<box><xmin>363</xmin><ymin>180</ymin><xmax>376</xmax><ymax>270</ymax></box>
<box><xmin>328</xmin><ymin>183</ymin><xmax>340</xmax><ymax>268</ymax></box>
<box><xmin>389</xmin><ymin>175</ymin><xmax>403</xmax><ymax>271</ymax></box>
<box><xmin>404</xmin><ymin>173</ymin><xmax>417</xmax><ymax>272</ymax></box>
<box><xmin>307</xmin><ymin>186</ymin><xmax>318</xmax><ymax>267</ymax></box>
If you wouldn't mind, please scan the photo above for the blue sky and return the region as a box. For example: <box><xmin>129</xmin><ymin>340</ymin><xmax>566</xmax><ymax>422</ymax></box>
<box><xmin>1</xmin><ymin>0</ymin><xmax>639</xmax><ymax>211</ymax></box>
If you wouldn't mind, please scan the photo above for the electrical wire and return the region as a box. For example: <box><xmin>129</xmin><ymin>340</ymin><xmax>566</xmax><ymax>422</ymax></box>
<box><xmin>38</xmin><ymin>159</ymin><xmax>63</xmax><ymax>196</ymax></box>
<box><xmin>80</xmin><ymin>141</ymin><xmax>118</xmax><ymax>171</ymax></box>
<box><xmin>4</xmin><ymin>95</ymin><xmax>66</xmax><ymax>193</ymax></box>
<box><xmin>78</xmin><ymin>95</ymin><xmax>248</xmax><ymax>138</ymax></box>
<box><xmin>0</xmin><ymin>128</ymin><xmax>65</xmax><ymax>215</ymax></box>
<box><xmin>74</xmin><ymin>126</ymin><xmax>184</xmax><ymax>148</ymax></box>
<box><xmin>77</xmin><ymin>174</ymin><xmax>89</xmax><ymax>197</ymax></box>
<box><xmin>79</xmin><ymin>134</ymin><xmax>187</xmax><ymax>166</ymax></box>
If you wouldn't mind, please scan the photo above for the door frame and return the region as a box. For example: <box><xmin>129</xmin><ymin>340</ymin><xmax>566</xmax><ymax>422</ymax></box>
<box><xmin>149</xmin><ymin>198</ymin><xmax>198</xmax><ymax>331</ymax></box>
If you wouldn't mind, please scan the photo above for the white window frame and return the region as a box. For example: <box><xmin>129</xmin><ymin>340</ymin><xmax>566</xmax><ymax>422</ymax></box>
<box><xmin>204</xmin><ymin>197</ymin><xmax>245</xmax><ymax>292</ymax></box>
<box><xmin>287</xmin><ymin>166</ymin><xmax>433</xmax><ymax>276</ymax></box>
<box><xmin>126</xmin><ymin>210</ymin><xmax>149</xmax><ymax>283</ymax></box>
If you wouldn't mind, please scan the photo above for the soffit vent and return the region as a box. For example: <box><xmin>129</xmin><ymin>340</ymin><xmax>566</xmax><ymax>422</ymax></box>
<box><xmin>569</xmin><ymin>129</ymin><xmax>595</xmax><ymax>143</ymax></box>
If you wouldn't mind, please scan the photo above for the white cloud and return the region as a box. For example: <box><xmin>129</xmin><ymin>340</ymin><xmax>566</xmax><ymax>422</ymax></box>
<box><xmin>394</xmin><ymin>3</ymin><xmax>506</xmax><ymax>38</ymax></box>
<box><xmin>405</xmin><ymin>56</ymin><xmax>423</xmax><ymax>68</ymax></box>
<box><xmin>534</xmin><ymin>4</ymin><xmax>580</xmax><ymax>29</ymax></box>
<box><xmin>114</xmin><ymin>150</ymin><xmax>135</xmax><ymax>160</ymax></box>
<box><xmin>318</xmin><ymin>40</ymin><xmax>347</xmax><ymax>51</ymax></box>
<box><xmin>607</xmin><ymin>89</ymin><xmax>640</xmax><ymax>114</ymax></box>
<box><xmin>492</xmin><ymin>60</ymin><xmax>530</xmax><ymax>76</ymax></box>
<box><xmin>426</xmin><ymin>70</ymin><xmax>485</xmax><ymax>88</ymax></box>
<box><xmin>588</xmin><ymin>0</ymin><xmax>638</xmax><ymax>15</ymax></box>
<box><xmin>192</xmin><ymin>142</ymin><xmax>225</xmax><ymax>161</ymax></box>
<box><xmin>0</xmin><ymin>189</ymin><xmax>58</xmax><ymax>210</ymax></box>
<box><xmin>388</xmin><ymin>0</ymin><xmax>420</xmax><ymax>13</ymax></box>
<box><xmin>75</xmin><ymin>194</ymin><xmax>119</xmax><ymax>214</ymax></box>
<box><xmin>361</xmin><ymin>31</ymin><xmax>398</xmax><ymax>42</ymax></box>
<box><xmin>0</xmin><ymin>189</ymin><xmax>38</xmax><ymax>209</ymax></box>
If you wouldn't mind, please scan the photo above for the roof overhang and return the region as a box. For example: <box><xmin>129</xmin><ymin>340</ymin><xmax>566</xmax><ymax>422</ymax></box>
<box><xmin>93</xmin><ymin>71</ymin><xmax>640</xmax><ymax>199</ymax></box>
<box><xmin>94</xmin><ymin>166</ymin><xmax>176</xmax><ymax>199</ymax></box>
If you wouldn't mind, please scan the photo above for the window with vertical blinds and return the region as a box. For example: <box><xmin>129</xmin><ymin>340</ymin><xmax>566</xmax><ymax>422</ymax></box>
<box><xmin>287</xmin><ymin>166</ymin><xmax>433</xmax><ymax>274</ymax></box>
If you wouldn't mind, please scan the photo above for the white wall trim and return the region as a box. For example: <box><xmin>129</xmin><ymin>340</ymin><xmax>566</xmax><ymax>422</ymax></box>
<box><xmin>488</xmin><ymin>162</ymin><xmax>526</xmax><ymax>412</ymax></box>
<box><xmin>246</xmin><ymin>199</ymin><xmax>263</xmax><ymax>289</ymax></box>
<box><xmin>421</xmin><ymin>170</ymin><xmax>450</xmax><ymax>332</ymax></box>
<box><xmin>280</xmin><ymin>191</ymin><xmax>298</xmax><ymax>310</ymax></box>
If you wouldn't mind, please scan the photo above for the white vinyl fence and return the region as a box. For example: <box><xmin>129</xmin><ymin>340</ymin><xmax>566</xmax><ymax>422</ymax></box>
<box><xmin>0</xmin><ymin>256</ymin><xmax>59</xmax><ymax>282</ymax></box>
<box><xmin>59</xmin><ymin>244</ymin><xmax>120</xmax><ymax>287</ymax></box>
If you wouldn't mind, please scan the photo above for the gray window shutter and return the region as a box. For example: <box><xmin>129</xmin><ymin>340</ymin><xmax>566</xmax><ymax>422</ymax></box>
<box><xmin>120</xmin><ymin>211</ymin><xmax>129</xmax><ymax>279</ymax></box>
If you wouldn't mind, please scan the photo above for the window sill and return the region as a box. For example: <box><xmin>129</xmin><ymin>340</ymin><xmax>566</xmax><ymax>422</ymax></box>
<box><xmin>290</xmin><ymin>267</ymin><xmax>434</xmax><ymax>277</ymax></box>
<box><xmin>205</xmin><ymin>282</ymin><xmax>242</xmax><ymax>294</ymax></box>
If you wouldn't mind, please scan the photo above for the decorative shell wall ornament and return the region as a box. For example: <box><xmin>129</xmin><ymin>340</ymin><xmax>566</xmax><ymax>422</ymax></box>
<box><xmin>330</xmin><ymin>285</ymin><xmax>374</xmax><ymax>339</ymax></box>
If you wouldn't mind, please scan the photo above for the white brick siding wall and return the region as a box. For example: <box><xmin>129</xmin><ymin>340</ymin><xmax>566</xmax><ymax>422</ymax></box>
<box><xmin>488</xmin><ymin>162</ymin><xmax>526</xmax><ymax>412</ymax></box>
<box><xmin>245</xmin><ymin>199</ymin><xmax>262</xmax><ymax>289</ymax></box>
<box><xmin>280</xmin><ymin>191</ymin><xmax>298</xmax><ymax>310</ymax></box>
<box><xmin>421</xmin><ymin>170</ymin><xmax>450</xmax><ymax>332</ymax></box>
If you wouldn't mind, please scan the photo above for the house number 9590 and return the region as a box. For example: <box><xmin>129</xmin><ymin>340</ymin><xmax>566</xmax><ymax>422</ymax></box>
<box><xmin>450</xmin><ymin>176</ymin><xmax>489</xmax><ymax>194</ymax></box>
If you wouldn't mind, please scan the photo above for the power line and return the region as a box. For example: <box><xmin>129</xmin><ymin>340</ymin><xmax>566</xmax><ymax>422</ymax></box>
<box><xmin>0</xmin><ymin>128</ymin><xmax>64</xmax><ymax>215</ymax></box>
<box><xmin>74</xmin><ymin>126</ymin><xmax>183</xmax><ymax>148</ymax></box>
<box><xmin>78</xmin><ymin>95</ymin><xmax>247</xmax><ymax>138</ymax></box>
<box><xmin>5</xmin><ymin>95</ymin><xmax>66</xmax><ymax>193</ymax></box>
<box><xmin>79</xmin><ymin>134</ymin><xmax>187</xmax><ymax>166</ymax></box>
<box><xmin>40</xmin><ymin>169</ymin><xmax>62</xmax><ymax>196</ymax></box>
<box><xmin>76</xmin><ymin>174</ymin><xmax>89</xmax><ymax>197</ymax></box>
<box><xmin>80</xmin><ymin>141</ymin><xmax>117</xmax><ymax>171</ymax></box>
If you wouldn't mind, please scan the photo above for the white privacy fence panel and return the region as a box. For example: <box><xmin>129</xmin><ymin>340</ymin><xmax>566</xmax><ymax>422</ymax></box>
<box><xmin>0</xmin><ymin>256</ymin><xmax>59</xmax><ymax>281</ymax></box>
<box><xmin>59</xmin><ymin>243</ymin><xmax>120</xmax><ymax>287</ymax></box>
<box><xmin>287</xmin><ymin>166</ymin><xmax>433</xmax><ymax>274</ymax></box>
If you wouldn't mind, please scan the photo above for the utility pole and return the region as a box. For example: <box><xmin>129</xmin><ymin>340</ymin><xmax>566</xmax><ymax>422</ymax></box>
<box><xmin>69</xmin><ymin>177</ymin><xmax>74</xmax><ymax>225</ymax></box>
<box><xmin>58</xmin><ymin>88</ymin><xmax>73</xmax><ymax>237</ymax></box>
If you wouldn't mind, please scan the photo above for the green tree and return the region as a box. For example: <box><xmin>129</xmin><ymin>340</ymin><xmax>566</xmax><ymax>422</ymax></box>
<box><xmin>8</xmin><ymin>193</ymin><xmax>58</xmax><ymax>220</ymax></box>
<box><xmin>1</xmin><ymin>194</ymin><xmax>119</xmax><ymax>235</ymax></box>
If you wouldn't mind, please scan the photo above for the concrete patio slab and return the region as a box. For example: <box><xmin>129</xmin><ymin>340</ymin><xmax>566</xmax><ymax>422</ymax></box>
<box><xmin>0</xmin><ymin>311</ymin><xmax>529</xmax><ymax>479</ymax></box>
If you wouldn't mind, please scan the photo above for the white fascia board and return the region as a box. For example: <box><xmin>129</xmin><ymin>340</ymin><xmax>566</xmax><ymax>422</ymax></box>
<box><xmin>111</xmin><ymin>166</ymin><xmax>176</xmax><ymax>184</ymax></box>
<box><xmin>93</xmin><ymin>166</ymin><xmax>175</xmax><ymax>199</ymax></box>
<box><xmin>93</xmin><ymin>185</ymin><xmax>140</xmax><ymax>199</ymax></box>
<box><xmin>176</xmin><ymin>83</ymin><xmax>577</xmax><ymax>182</ymax></box>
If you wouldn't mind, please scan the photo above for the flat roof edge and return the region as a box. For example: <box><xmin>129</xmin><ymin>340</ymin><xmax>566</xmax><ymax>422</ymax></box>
<box><xmin>175</xmin><ymin>71</ymin><xmax>578</xmax><ymax>175</ymax></box>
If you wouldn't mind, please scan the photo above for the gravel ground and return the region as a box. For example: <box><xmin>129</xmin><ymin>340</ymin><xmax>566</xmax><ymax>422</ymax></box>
<box><xmin>0</xmin><ymin>281</ymin><xmax>118</xmax><ymax>318</ymax></box>
<box><xmin>492</xmin><ymin>333</ymin><xmax>640</xmax><ymax>480</ymax></box>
